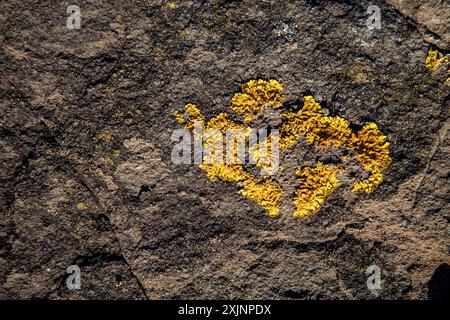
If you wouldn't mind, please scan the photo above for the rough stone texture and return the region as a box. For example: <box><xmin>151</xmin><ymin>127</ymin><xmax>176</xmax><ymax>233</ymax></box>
<box><xmin>1</xmin><ymin>0</ymin><xmax>449</xmax><ymax>299</ymax></box>
<box><xmin>384</xmin><ymin>0</ymin><xmax>450</xmax><ymax>50</ymax></box>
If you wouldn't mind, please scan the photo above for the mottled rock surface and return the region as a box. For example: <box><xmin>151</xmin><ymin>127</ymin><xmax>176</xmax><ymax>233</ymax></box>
<box><xmin>1</xmin><ymin>0</ymin><xmax>449</xmax><ymax>299</ymax></box>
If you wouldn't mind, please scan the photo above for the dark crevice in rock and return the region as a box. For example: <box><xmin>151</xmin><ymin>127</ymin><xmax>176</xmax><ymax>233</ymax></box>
<box><xmin>427</xmin><ymin>263</ymin><xmax>450</xmax><ymax>300</ymax></box>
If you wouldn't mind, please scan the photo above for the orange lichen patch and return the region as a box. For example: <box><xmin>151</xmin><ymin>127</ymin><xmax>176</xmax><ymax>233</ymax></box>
<box><xmin>349</xmin><ymin>123</ymin><xmax>391</xmax><ymax>192</ymax></box>
<box><xmin>293</xmin><ymin>162</ymin><xmax>342</xmax><ymax>218</ymax></box>
<box><xmin>240</xmin><ymin>177</ymin><xmax>282</xmax><ymax>217</ymax></box>
<box><xmin>350</xmin><ymin>123</ymin><xmax>391</xmax><ymax>173</ymax></box>
<box><xmin>199</xmin><ymin>153</ymin><xmax>282</xmax><ymax>217</ymax></box>
<box><xmin>198</xmin><ymin>163</ymin><xmax>282</xmax><ymax>217</ymax></box>
<box><xmin>280</xmin><ymin>96</ymin><xmax>353</xmax><ymax>149</ymax></box>
<box><xmin>206</xmin><ymin>113</ymin><xmax>248</xmax><ymax>132</ymax></box>
<box><xmin>425</xmin><ymin>48</ymin><xmax>450</xmax><ymax>84</ymax></box>
<box><xmin>280</xmin><ymin>96</ymin><xmax>391</xmax><ymax>194</ymax></box>
<box><xmin>172</xmin><ymin>110</ymin><xmax>186</xmax><ymax>124</ymax></box>
<box><xmin>231</xmin><ymin>79</ymin><xmax>285</xmax><ymax>122</ymax></box>
<box><xmin>184</xmin><ymin>103</ymin><xmax>205</xmax><ymax>128</ymax></box>
<box><xmin>426</xmin><ymin>48</ymin><xmax>449</xmax><ymax>71</ymax></box>
<box><xmin>173</xmin><ymin>103</ymin><xmax>205</xmax><ymax>130</ymax></box>
<box><xmin>199</xmin><ymin>163</ymin><xmax>251</xmax><ymax>182</ymax></box>
<box><xmin>175</xmin><ymin>102</ymin><xmax>283</xmax><ymax>216</ymax></box>
<box><xmin>173</xmin><ymin>80</ymin><xmax>392</xmax><ymax>219</ymax></box>
<box><xmin>352</xmin><ymin>169</ymin><xmax>383</xmax><ymax>193</ymax></box>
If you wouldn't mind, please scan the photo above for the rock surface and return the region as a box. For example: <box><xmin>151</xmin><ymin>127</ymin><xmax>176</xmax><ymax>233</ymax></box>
<box><xmin>1</xmin><ymin>0</ymin><xmax>449</xmax><ymax>299</ymax></box>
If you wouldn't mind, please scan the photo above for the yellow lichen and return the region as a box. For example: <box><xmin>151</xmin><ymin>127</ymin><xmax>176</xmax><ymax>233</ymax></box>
<box><xmin>175</xmin><ymin>102</ymin><xmax>283</xmax><ymax>216</ymax></box>
<box><xmin>75</xmin><ymin>202</ymin><xmax>88</xmax><ymax>211</ymax></box>
<box><xmin>426</xmin><ymin>48</ymin><xmax>449</xmax><ymax>71</ymax></box>
<box><xmin>293</xmin><ymin>162</ymin><xmax>342</xmax><ymax>219</ymax></box>
<box><xmin>174</xmin><ymin>103</ymin><xmax>205</xmax><ymax>130</ymax></box>
<box><xmin>280</xmin><ymin>96</ymin><xmax>353</xmax><ymax>149</ymax></box>
<box><xmin>279</xmin><ymin>96</ymin><xmax>391</xmax><ymax>194</ymax></box>
<box><xmin>206</xmin><ymin>113</ymin><xmax>248</xmax><ymax>133</ymax></box>
<box><xmin>240</xmin><ymin>177</ymin><xmax>282</xmax><ymax>217</ymax></box>
<box><xmin>172</xmin><ymin>110</ymin><xmax>186</xmax><ymax>124</ymax></box>
<box><xmin>199</xmin><ymin>161</ymin><xmax>282</xmax><ymax>216</ymax></box>
<box><xmin>352</xmin><ymin>169</ymin><xmax>383</xmax><ymax>193</ymax></box>
<box><xmin>425</xmin><ymin>48</ymin><xmax>450</xmax><ymax>84</ymax></box>
<box><xmin>166</xmin><ymin>0</ymin><xmax>176</xmax><ymax>9</ymax></box>
<box><xmin>348</xmin><ymin>64</ymin><xmax>373</xmax><ymax>84</ymax></box>
<box><xmin>231</xmin><ymin>79</ymin><xmax>285</xmax><ymax>122</ymax></box>
<box><xmin>350</xmin><ymin>123</ymin><xmax>391</xmax><ymax>174</ymax></box>
<box><xmin>98</xmin><ymin>130</ymin><xmax>112</xmax><ymax>143</ymax></box>
<box><xmin>175</xmin><ymin>101</ymin><xmax>283</xmax><ymax>216</ymax></box>
<box><xmin>112</xmin><ymin>68</ymin><xmax>127</xmax><ymax>79</ymax></box>
<box><xmin>173</xmin><ymin>80</ymin><xmax>391</xmax><ymax>219</ymax></box>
